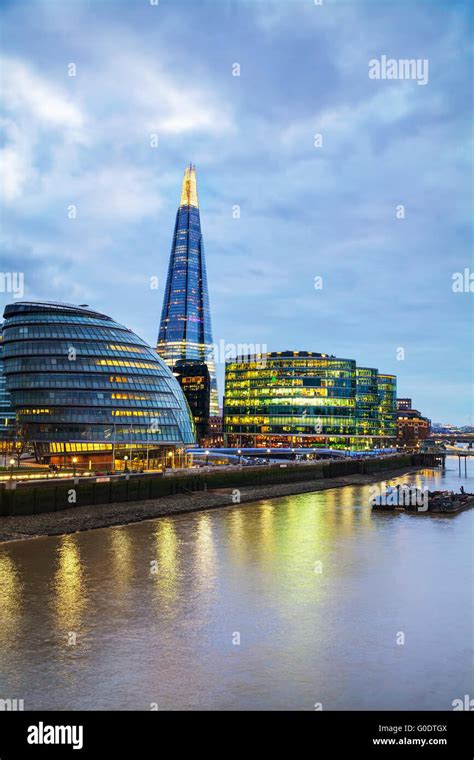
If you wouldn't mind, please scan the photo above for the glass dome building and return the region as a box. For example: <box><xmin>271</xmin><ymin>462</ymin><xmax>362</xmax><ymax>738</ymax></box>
<box><xmin>2</xmin><ymin>301</ymin><xmax>196</xmax><ymax>469</ymax></box>
<box><xmin>0</xmin><ymin>331</ymin><xmax>16</xmax><ymax>450</ymax></box>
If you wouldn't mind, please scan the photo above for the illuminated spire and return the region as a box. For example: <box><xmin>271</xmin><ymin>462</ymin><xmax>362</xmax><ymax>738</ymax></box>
<box><xmin>179</xmin><ymin>163</ymin><xmax>199</xmax><ymax>208</ymax></box>
<box><xmin>158</xmin><ymin>164</ymin><xmax>219</xmax><ymax>415</ymax></box>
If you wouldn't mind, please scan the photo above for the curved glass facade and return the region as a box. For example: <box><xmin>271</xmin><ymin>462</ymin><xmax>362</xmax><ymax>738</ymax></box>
<box><xmin>224</xmin><ymin>351</ymin><xmax>397</xmax><ymax>450</ymax></box>
<box><xmin>0</xmin><ymin>331</ymin><xmax>16</xmax><ymax>447</ymax></box>
<box><xmin>2</xmin><ymin>302</ymin><xmax>195</xmax><ymax>466</ymax></box>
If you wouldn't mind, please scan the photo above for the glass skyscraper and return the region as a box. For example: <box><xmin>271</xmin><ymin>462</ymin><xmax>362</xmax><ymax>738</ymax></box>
<box><xmin>157</xmin><ymin>165</ymin><xmax>219</xmax><ymax>415</ymax></box>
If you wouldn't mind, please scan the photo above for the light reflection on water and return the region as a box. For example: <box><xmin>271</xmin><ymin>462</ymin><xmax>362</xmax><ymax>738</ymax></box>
<box><xmin>0</xmin><ymin>462</ymin><xmax>472</xmax><ymax>710</ymax></box>
<box><xmin>51</xmin><ymin>536</ymin><xmax>86</xmax><ymax>635</ymax></box>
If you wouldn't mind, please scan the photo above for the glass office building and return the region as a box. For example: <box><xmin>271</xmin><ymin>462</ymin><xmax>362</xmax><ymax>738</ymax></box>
<box><xmin>0</xmin><ymin>330</ymin><xmax>16</xmax><ymax>449</ymax></box>
<box><xmin>2</xmin><ymin>301</ymin><xmax>195</xmax><ymax>468</ymax></box>
<box><xmin>157</xmin><ymin>164</ymin><xmax>219</xmax><ymax>415</ymax></box>
<box><xmin>377</xmin><ymin>374</ymin><xmax>397</xmax><ymax>441</ymax></box>
<box><xmin>224</xmin><ymin>351</ymin><xmax>397</xmax><ymax>449</ymax></box>
<box><xmin>356</xmin><ymin>367</ymin><xmax>380</xmax><ymax>439</ymax></box>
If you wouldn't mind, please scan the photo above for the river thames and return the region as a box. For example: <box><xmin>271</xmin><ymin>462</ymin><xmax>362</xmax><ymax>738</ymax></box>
<box><xmin>0</xmin><ymin>460</ymin><xmax>472</xmax><ymax>710</ymax></box>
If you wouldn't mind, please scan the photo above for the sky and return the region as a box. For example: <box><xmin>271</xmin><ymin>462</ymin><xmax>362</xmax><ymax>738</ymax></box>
<box><xmin>0</xmin><ymin>0</ymin><xmax>472</xmax><ymax>425</ymax></box>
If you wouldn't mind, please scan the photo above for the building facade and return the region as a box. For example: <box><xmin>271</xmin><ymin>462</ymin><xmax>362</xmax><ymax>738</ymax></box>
<box><xmin>377</xmin><ymin>374</ymin><xmax>397</xmax><ymax>442</ymax></box>
<box><xmin>2</xmin><ymin>301</ymin><xmax>195</xmax><ymax>469</ymax></box>
<box><xmin>356</xmin><ymin>367</ymin><xmax>380</xmax><ymax>439</ymax></box>
<box><xmin>156</xmin><ymin>164</ymin><xmax>219</xmax><ymax>415</ymax></box>
<box><xmin>224</xmin><ymin>351</ymin><xmax>397</xmax><ymax>450</ymax></box>
<box><xmin>397</xmin><ymin>398</ymin><xmax>412</xmax><ymax>411</ymax></box>
<box><xmin>174</xmin><ymin>359</ymin><xmax>210</xmax><ymax>443</ymax></box>
<box><xmin>0</xmin><ymin>331</ymin><xmax>16</xmax><ymax>453</ymax></box>
<box><xmin>201</xmin><ymin>415</ymin><xmax>224</xmax><ymax>448</ymax></box>
<box><xmin>396</xmin><ymin>399</ymin><xmax>431</xmax><ymax>448</ymax></box>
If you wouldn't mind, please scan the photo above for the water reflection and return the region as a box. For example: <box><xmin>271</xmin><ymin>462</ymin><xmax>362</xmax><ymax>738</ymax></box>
<box><xmin>227</xmin><ymin>509</ymin><xmax>245</xmax><ymax>564</ymax></box>
<box><xmin>152</xmin><ymin>518</ymin><xmax>179</xmax><ymax>605</ymax></box>
<box><xmin>194</xmin><ymin>513</ymin><xmax>217</xmax><ymax>590</ymax></box>
<box><xmin>109</xmin><ymin>528</ymin><xmax>134</xmax><ymax>592</ymax></box>
<box><xmin>0</xmin><ymin>460</ymin><xmax>471</xmax><ymax>710</ymax></box>
<box><xmin>259</xmin><ymin>503</ymin><xmax>276</xmax><ymax>560</ymax></box>
<box><xmin>51</xmin><ymin>535</ymin><xmax>86</xmax><ymax>635</ymax></box>
<box><xmin>0</xmin><ymin>552</ymin><xmax>23</xmax><ymax>647</ymax></box>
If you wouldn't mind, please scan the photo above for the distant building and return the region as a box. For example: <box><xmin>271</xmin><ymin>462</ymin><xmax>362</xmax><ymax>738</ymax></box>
<box><xmin>396</xmin><ymin>398</ymin><xmax>431</xmax><ymax>447</ymax></box>
<box><xmin>431</xmin><ymin>422</ymin><xmax>461</xmax><ymax>435</ymax></box>
<box><xmin>224</xmin><ymin>351</ymin><xmax>397</xmax><ymax>450</ymax></box>
<box><xmin>378</xmin><ymin>374</ymin><xmax>397</xmax><ymax>441</ymax></box>
<box><xmin>397</xmin><ymin>398</ymin><xmax>412</xmax><ymax>411</ymax></box>
<box><xmin>356</xmin><ymin>367</ymin><xmax>379</xmax><ymax>439</ymax></box>
<box><xmin>156</xmin><ymin>164</ymin><xmax>219</xmax><ymax>415</ymax></box>
<box><xmin>2</xmin><ymin>301</ymin><xmax>196</xmax><ymax>469</ymax></box>
<box><xmin>174</xmin><ymin>360</ymin><xmax>210</xmax><ymax>442</ymax></box>
<box><xmin>202</xmin><ymin>415</ymin><xmax>224</xmax><ymax>448</ymax></box>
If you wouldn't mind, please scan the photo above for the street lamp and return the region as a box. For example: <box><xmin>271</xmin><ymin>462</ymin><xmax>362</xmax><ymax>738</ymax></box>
<box><xmin>72</xmin><ymin>456</ymin><xmax>78</xmax><ymax>478</ymax></box>
<box><xmin>267</xmin><ymin>448</ymin><xmax>271</xmax><ymax>464</ymax></box>
<box><xmin>124</xmin><ymin>455</ymin><xmax>129</xmax><ymax>473</ymax></box>
<box><xmin>205</xmin><ymin>449</ymin><xmax>210</xmax><ymax>467</ymax></box>
<box><xmin>237</xmin><ymin>448</ymin><xmax>242</xmax><ymax>465</ymax></box>
<box><xmin>9</xmin><ymin>458</ymin><xmax>15</xmax><ymax>481</ymax></box>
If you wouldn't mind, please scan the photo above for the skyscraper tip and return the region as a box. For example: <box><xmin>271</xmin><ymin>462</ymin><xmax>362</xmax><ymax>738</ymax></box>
<box><xmin>180</xmin><ymin>163</ymin><xmax>199</xmax><ymax>208</ymax></box>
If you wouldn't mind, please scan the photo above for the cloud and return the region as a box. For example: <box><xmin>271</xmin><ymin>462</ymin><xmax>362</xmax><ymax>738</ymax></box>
<box><xmin>0</xmin><ymin>0</ymin><xmax>471</xmax><ymax>424</ymax></box>
<box><xmin>2</xmin><ymin>56</ymin><xmax>85</xmax><ymax>130</ymax></box>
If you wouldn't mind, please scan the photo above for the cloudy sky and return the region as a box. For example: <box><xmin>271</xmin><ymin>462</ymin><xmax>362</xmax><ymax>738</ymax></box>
<box><xmin>1</xmin><ymin>0</ymin><xmax>472</xmax><ymax>424</ymax></box>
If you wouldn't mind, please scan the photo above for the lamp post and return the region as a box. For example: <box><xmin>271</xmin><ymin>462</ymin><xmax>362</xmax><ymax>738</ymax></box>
<box><xmin>112</xmin><ymin>421</ymin><xmax>116</xmax><ymax>474</ymax></box>
<box><xmin>124</xmin><ymin>455</ymin><xmax>129</xmax><ymax>473</ymax></box>
<box><xmin>72</xmin><ymin>456</ymin><xmax>78</xmax><ymax>478</ymax></box>
<box><xmin>267</xmin><ymin>448</ymin><xmax>271</xmax><ymax>464</ymax></box>
<box><xmin>237</xmin><ymin>448</ymin><xmax>241</xmax><ymax>466</ymax></box>
<box><xmin>205</xmin><ymin>449</ymin><xmax>210</xmax><ymax>467</ymax></box>
<box><xmin>9</xmin><ymin>458</ymin><xmax>15</xmax><ymax>481</ymax></box>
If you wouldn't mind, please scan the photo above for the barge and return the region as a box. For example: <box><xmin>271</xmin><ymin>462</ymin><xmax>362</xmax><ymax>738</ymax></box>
<box><xmin>372</xmin><ymin>486</ymin><xmax>474</xmax><ymax>514</ymax></box>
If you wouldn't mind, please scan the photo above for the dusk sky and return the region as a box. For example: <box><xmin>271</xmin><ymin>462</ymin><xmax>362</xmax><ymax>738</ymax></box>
<box><xmin>1</xmin><ymin>0</ymin><xmax>472</xmax><ymax>424</ymax></box>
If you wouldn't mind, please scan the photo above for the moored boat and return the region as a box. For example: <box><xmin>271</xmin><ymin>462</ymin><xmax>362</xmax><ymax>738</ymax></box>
<box><xmin>372</xmin><ymin>486</ymin><xmax>474</xmax><ymax>514</ymax></box>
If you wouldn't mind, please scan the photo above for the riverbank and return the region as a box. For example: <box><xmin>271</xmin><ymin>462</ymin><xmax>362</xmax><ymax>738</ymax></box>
<box><xmin>0</xmin><ymin>465</ymin><xmax>427</xmax><ymax>543</ymax></box>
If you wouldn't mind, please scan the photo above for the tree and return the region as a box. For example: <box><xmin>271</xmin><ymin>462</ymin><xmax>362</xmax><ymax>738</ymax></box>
<box><xmin>11</xmin><ymin>421</ymin><xmax>33</xmax><ymax>468</ymax></box>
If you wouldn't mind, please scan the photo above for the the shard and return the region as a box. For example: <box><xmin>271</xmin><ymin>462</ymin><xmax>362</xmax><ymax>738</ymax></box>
<box><xmin>157</xmin><ymin>165</ymin><xmax>219</xmax><ymax>415</ymax></box>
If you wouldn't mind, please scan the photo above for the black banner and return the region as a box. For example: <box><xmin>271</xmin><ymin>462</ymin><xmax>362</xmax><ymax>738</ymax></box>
<box><xmin>0</xmin><ymin>711</ymin><xmax>472</xmax><ymax>758</ymax></box>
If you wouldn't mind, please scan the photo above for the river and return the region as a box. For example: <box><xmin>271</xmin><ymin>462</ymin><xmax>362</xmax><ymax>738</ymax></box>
<box><xmin>0</xmin><ymin>460</ymin><xmax>472</xmax><ymax>710</ymax></box>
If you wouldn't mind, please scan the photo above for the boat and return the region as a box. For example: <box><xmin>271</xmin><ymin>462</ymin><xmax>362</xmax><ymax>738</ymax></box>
<box><xmin>372</xmin><ymin>486</ymin><xmax>474</xmax><ymax>514</ymax></box>
<box><xmin>425</xmin><ymin>491</ymin><xmax>474</xmax><ymax>513</ymax></box>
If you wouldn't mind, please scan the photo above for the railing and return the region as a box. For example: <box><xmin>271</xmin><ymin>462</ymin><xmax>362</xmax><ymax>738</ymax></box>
<box><xmin>0</xmin><ymin>454</ymin><xmax>425</xmax><ymax>517</ymax></box>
